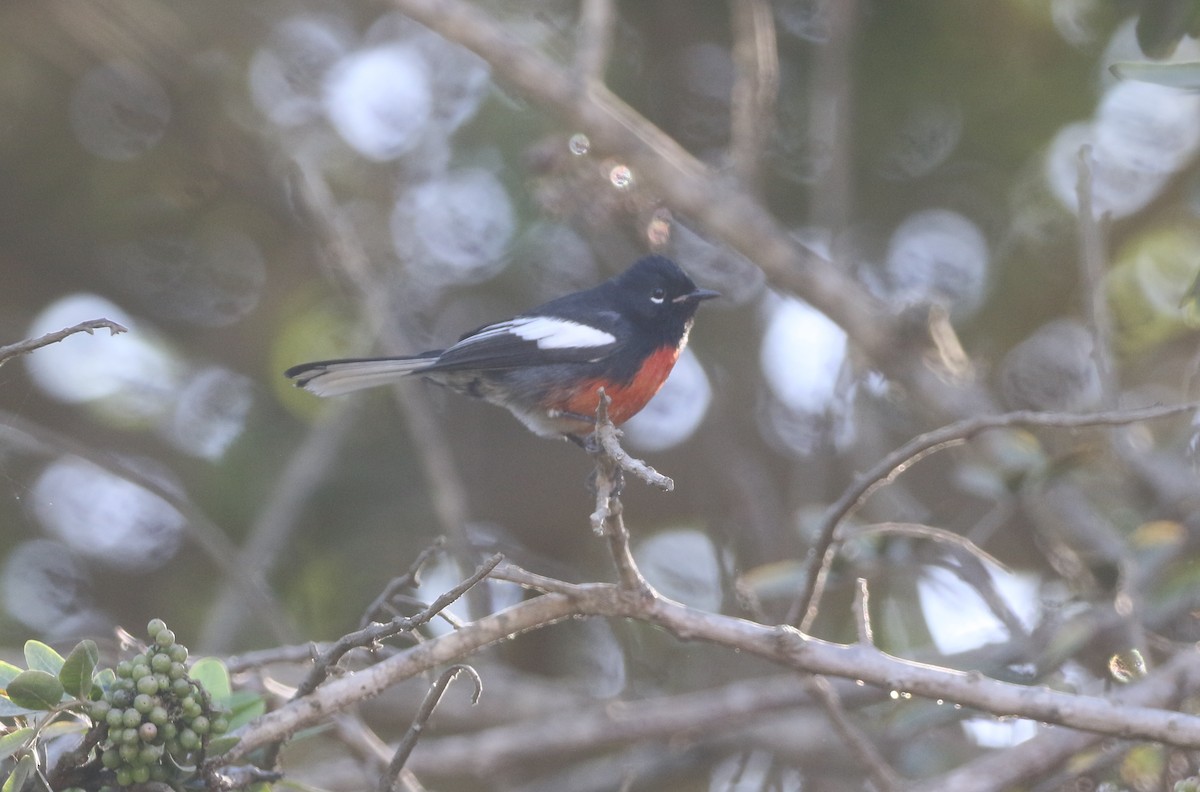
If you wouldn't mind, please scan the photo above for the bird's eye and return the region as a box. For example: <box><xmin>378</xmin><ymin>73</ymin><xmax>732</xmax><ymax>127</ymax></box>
<box><xmin>650</xmin><ymin>287</ymin><xmax>666</xmax><ymax>304</ymax></box>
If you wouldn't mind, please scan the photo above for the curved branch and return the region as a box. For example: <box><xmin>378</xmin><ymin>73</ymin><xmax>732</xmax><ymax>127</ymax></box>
<box><xmin>788</xmin><ymin>400</ymin><xmax>1200</xmax><ymax>630</ymax></box>
<box><xmin>213</xmin><ymin>579</ymin><xmax>1200</xmax><ymax>767</ymax></box>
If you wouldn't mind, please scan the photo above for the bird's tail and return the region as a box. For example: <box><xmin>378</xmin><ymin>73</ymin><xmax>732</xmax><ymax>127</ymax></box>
<box><xmin>285</xmin><ymin>355</ymin><xmax>439</xmax><ymax>397</ymax></box>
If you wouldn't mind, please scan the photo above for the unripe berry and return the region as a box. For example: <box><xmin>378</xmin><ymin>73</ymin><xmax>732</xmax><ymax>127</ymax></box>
<box><xmin>146</xmin><ymin>618</ymin><xmax>167</xmax><ymax>638</ymax></box>
<box><xmin>138</xmin><ymin>722</ymin><xmax>158</xmax><ymax>742</ymax></box>
<box><xmin>179</xmin><ymin>727</ymin><xmax>200</xmax><ymax>751</ymax></box>
<box><xmin>154</xmin><ymin>629</ymin><xmax>175</xmax><ymax>648</ymax></box>
<box><xmin>114</xmin><ymin>766</ymin><xmax>133</xmax><ymax>787</ymax></box>
<box><xmin>89</xmin><ymin>699</ymin><xmax>111</xmax><ymax>721</ymax></box>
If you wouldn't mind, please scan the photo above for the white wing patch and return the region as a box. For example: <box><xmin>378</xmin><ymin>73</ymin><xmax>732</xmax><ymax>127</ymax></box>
<box><xmin>501</xmin><ymin>316</ymin><xmax>616</xmax><ymax>349</ymax></box>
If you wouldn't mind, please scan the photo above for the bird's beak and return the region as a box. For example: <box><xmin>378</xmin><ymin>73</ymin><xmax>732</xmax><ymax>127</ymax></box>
<box><xmin>675</xmin><ymin>288</ymin><xmax>721</xmax><ymax>304</ymax></box>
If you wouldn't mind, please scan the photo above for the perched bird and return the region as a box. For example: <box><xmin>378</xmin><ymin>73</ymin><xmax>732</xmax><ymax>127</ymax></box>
<box><xmin>286</xmin><ymin>255</ymin><xmax>718</xmax><ymax>443</ymax></box>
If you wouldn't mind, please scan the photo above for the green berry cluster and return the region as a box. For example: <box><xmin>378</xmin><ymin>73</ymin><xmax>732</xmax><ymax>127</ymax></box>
<box><xmin>89</xmin><ymin>619</ymin><xmax>229</xmax><ymax>787</ymax></box>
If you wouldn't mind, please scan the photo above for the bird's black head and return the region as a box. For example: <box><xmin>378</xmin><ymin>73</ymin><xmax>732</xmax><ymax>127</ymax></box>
<box><xmin>611</xmin><ymin>256</ymin><xmax>720</xmax><ymax>330</ymax></box>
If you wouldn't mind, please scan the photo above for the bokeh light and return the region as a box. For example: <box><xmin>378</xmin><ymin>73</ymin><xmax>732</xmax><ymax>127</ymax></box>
<box><xmin>393</xmin><ymin>167</ymin><xmax>515</xmax><ymax>285</ymax></box>
<box><xmin>323</xmin><ymin>44</ymin><xmax>432</xmax><ymax>160</ymax></box>
<box><xmin>883</xmin><ymin>208</ymin><xmax>989</xmax><ymax>318</ymax></box>
<box><xmin>30</xmin><ymin>456</ymin><xmax>186</xmax><ymax>572</ymax></box>
<box><xmin>24</xmin><ymin>294</ymin><xmax>180</xmax><ymax>420</ymax></box>
<box><xmin>1</xmin><ymin>540</ymin><xmax>102</xmax><ymax>636</ymax></box>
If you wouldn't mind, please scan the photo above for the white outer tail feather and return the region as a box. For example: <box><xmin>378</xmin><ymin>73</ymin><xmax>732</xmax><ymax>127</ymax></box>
<box><xmin>295</xmin><ymin>358</ymin><xmax>432</xmax><ymax>397</ymax></box>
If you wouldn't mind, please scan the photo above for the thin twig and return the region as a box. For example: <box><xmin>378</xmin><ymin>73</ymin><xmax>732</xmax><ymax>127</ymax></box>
<box><xmin>853</xmin><ymin>578</ymin><xmax>872</xmax><ymax>645</ymax></box>
<box><xmin>360</xmin><ymin>539</ymin><xmax>448</xmax><ymax>628</ymax></box>
<box><xmin>0</xmin><ymin>319</ymin><xmax>127</xmax><ymax>367</ymax></box>
<box><xmin>587</xmin><ymin>392</ymin><xmax>657</xmax><ymax>591</ymax></box>
<box><xmin>491</xmin><ymin>561</ymin><xmax>589</xmax><ymax>596</ymax></box>
<box><xmin>293</xmin><ymin>554</ymin><xmax>503</xmax><ymax>700</ymax></box>
<box><xmin>380</xmin><ymin>665</ymin><xmax>482</xmax><ymax>792</ymax></box>
<box><xmin>787</xmin><ymin>400</ymin><xmax>1200</xmax><ymax>631</ymax></box>
<box><xmin>806</xmin><ymin>675</ymin><xmax>901</xmax><ymax>792</ymax></box>
<box><xmin>855</xmin><ymin>521</ymin><xmax>1007</xmax><ymax>572</ymax></box>
<box><xmin>589</xmin><ymin>390</ymin><xmax>673</xmax><ymax>494</ymax></box>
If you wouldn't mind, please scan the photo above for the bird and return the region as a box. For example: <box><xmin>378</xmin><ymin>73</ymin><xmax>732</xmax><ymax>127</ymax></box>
<box><xmin>285</xmin><ymin>255</ymin><xmax>719</xmax><ymax>444</ymax></box>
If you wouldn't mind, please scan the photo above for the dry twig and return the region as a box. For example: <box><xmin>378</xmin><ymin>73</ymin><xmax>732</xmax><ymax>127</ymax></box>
<box><xmin>0</xmin><ymin>318</ymin><xmax>127</xmax><ymax>367</ymax></box>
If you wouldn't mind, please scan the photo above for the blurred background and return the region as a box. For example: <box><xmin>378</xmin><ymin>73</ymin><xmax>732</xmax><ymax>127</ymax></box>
<box><xmin>3</xmin><ymin>0</ymin><xmax>1200</xmax><ymax>789</ymax></box>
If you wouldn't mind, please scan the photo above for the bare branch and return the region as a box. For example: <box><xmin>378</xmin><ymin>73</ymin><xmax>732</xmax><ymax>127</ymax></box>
<box><xmin>856</xmin><ymin>521</ymin><xmax>1007</xmax><ymax>572</ymax></box>
<box><xmin>212</xmin><ymin>579</ymin><xmax>1200</xmax><ymax>767</ymax></box>
<box><xmin>788</xmin><ymin>400</ymin><xmax>1200</xmax><ymax>631</ymax></box>
<box><xmin>588</xmin><ymin>391</ymin><xmax>659</xmax><ymax>591</ymax></box>
<box><xmin>806</xmin><ymin>675</ymin><xmax>900</xmax><ymax>792</ymax></box>
<box><xmin>292</xmin><ymin>554</ymin><xmax>503</xmax><ymax>700</ymax></box>
<box><xmin>380</xmin><ymin>665</ymin><xmax>482</xmax><ymax>791</ymax></box>
<box><xmin>0</xmin><ymin>318</ymin><xmax>127</xmax><ymax>367</ymax></box>
<box><xmin>730</xmin><ymin>0</ymin><xmax>779</xmax><ymax>191</ymax></box>
<box><xmin>360</xmin><ymin>538</ymin><xmax>448</xmax><ymax>628</ymax></box>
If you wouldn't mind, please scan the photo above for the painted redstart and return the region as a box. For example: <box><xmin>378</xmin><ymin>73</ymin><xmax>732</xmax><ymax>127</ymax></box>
<box><xmin>285</xmin><ymin>255</ymin><xmax>719</xmax><ymax>443</ymax></box>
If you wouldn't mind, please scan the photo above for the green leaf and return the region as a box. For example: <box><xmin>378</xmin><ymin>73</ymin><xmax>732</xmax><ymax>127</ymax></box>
<box><xmin>189</xmin><ymin>658</ymin><xmax>231</xmax><ymax>701</ymax></box>
<box><xmin>0</xmin><ymin>662</ymin><xmax>21</xmax><ymax>687</ymax></box>
<box><xmin>225</xmin><ymin>690</ymin><xmax>266</xmax><ymax>731</ymax></box>
<box><xmin>0</xmin><ymin>697</ymin><xmax>40</xmax><ymax>718</ymax></box>
<box><xmin>22</xmin><ymin>642</ymin><xmax>64</xmax><ymax>676</ymax></box>
<box><xmin>1109</xmin><ymin>60</ymin><xmax>1200</xmax><ymax>89</ymax></box>
<box><xmin>0</xmin><ymin>662</ymin><xmax>39</xmax><ymax>718</ymax></box>
<box><xmin>57</xmin><ymin>641</ymin><xmax>98</xmax><ymax>700</ymax></box>
<box><xmin>1</xmin><ymin>753</ymin><xmax>36</xmax><ymax>792</ymax></box>
<box><xmin>0</xmin><ymin>727</ymin><xmax>33</xmax><ymax>762</ymax></box>
<box><xmin>5</xmin><ymin>671</ymin><xmax>64</xmax><ymax>711</ymax></box>
<box><xmin>92</xmin><ymin>668</ymin><xmax>116</xmax><ymax>694</ymax></box>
